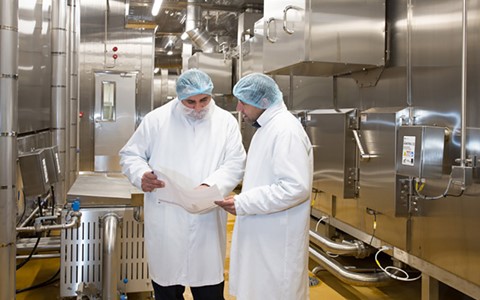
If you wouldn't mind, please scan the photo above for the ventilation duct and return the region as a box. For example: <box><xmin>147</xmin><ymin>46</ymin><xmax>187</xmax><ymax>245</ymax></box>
<box><xmin>186</xmin><ymin>27</ymin><xmax>219</xmax><ymax>53</ymax></box>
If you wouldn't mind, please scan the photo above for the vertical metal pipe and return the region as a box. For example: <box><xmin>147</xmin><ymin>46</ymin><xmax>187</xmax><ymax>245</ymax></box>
<box><xmin>52</xmin><ymin>0</ymin><xmax>68</xmax><ymax>205</ymax></box>
<box><xmin>68</xmin><ymin>0</ymin><xmax>80</xmax><ymax>188</ymax></box>
<box><xmin>406</xmin><ymin>0</ymin><xmax>413</xmax><ymax>108</ymax></box>
<box><xmin>460</xmin><ymin>0</ymin><xmax>467</xmax><ymax>166</ymax></box>
<box><xmin>0</xmin><ymin>0</ymin><xmax>18</xmax><ymax>298</ymax></box>
<box><xmin>102</xmin><ymin>214</ymin><xmax>120</xmax><ymax>300</ymax></box>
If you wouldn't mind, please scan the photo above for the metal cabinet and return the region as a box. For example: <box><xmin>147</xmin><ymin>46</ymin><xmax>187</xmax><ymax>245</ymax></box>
<box><xmin>306</xmin><ymin>109</ymin><xmax>357</xmax><ymax>199</ymax></box>
<box><xmin>357</xmin><ymin>107</ymin><xmax>410</xmax><ymax>217</ymax></box>
<box><xmin>263</xmin><ymin>0</ymin><xmax>386</xmax><ymax>76</ymax></box>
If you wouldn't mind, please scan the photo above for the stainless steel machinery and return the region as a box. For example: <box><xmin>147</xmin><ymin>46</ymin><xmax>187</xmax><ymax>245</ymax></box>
<box><xmin>5</xmin><ymin>0</ymin><xmax>480</xmax><ymax>299</ymax></box>
<box><xmin>62</xmin><ymin>173</ymin><xmax>148</xmax><ymax>299</ymax></box>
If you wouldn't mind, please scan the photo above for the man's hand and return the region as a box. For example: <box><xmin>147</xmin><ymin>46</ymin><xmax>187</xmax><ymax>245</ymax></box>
<box><xmin>215</xmin><ymin>195</ymin><xmax>237</xmax><ymax>215</ymax></box>
<box><xmin>141</xmin><ymin>171</ymin><xmax>165</xmax><ymax>192</ymax></box>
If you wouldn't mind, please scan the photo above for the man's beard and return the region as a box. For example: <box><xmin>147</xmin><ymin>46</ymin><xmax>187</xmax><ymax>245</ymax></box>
<box><xmin>181</xmin><ymin>103</ymin><xmax>211</xmax><ymax>120</ymax></box>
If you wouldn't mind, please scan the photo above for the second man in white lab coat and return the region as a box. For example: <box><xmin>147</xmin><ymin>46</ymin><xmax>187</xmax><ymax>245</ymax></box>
<box><xmin>216</xmin><ymin>73</ymin><xmax>313</xmax><ymax>300</ymax></box>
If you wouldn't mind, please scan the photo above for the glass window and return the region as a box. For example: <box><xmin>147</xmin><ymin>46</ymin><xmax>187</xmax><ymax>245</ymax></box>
<box><xmin>101</xmin><ymin>81</ymin><xmax>116</xmax><ymax>121</ymax></box>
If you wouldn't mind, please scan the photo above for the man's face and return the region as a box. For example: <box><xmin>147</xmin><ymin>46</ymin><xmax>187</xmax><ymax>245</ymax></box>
<box><xmin>181</xmin><ymin>94</ymin><xmax>211</xmax><ymax>111</ymax></box>
<box><xmin>237</xmin><ymin>100</ymin><xmax>264</xmax><ymax>125</ymax></box>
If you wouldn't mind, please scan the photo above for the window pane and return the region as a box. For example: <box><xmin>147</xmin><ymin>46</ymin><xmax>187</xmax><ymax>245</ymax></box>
<box><xmin>101</xmin><ymin>81</ymin><xmax>116</xmax><ymax>121</ymax></box>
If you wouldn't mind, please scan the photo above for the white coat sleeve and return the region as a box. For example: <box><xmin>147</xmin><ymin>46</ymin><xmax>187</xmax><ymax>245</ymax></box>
<box><xmin>235</xmin><ymin>130</ymin><xmax>312</xmax><ymax>215</ymax></box>
<box><xmin>119</xmin><ymin>117</ymin><xmax>153</xmax><ymax>189</ymax></box>
<box><xmin>201</xmin><ymin>119</ymin><xmax>246</xmax><ymax>196</ymax></box>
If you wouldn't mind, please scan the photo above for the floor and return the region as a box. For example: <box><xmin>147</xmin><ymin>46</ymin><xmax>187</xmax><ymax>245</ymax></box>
<box><xmin>16</xmin><ymin>215</ymin><xmax>422</xmax><ymax>300</ymax></box>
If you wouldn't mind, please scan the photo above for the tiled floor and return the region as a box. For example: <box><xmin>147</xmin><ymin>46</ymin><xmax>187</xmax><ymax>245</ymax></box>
<box><xmin>16</xmin><ymin>215</ymin><xmax>422</xmax><ymax>299</ymax></box>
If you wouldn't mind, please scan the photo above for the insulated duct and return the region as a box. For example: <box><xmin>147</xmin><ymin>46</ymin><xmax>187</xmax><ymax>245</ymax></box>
<box><xmin>51</xmin><ymin>0</ymin><xmax>68</xmax><ymax>205</ymax></box>
<box><xmin>0</xmin><ymin>0</ymin><xmax>18</xmax><ymax>298</ymax></box>
<box><xmin>182</xmin><ymin>0</ymin><xmax>201</xmax><ymax>69</ymax></box>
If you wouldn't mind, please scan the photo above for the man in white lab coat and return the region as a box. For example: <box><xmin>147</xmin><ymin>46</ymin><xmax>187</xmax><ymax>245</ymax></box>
<box><xmin>119</xmin><ymin>69</ymin><xmax>246</xmax><ymax>300</ymax></box>
<box><xmin>215</xmin><ymin>73</ymin><xmax>313</xmax><ymax>300</ymax></box>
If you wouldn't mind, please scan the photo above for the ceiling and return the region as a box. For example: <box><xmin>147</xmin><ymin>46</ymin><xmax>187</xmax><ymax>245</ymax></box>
<box><xmin>126</xmin><ymin>0</ymin><xmax>263</xmax><ymax>69</ymax></box>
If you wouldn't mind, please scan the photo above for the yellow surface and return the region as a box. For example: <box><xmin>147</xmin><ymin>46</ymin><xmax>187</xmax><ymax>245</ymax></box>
<box><xmin>16</xmin><ymin>215</ymin><xmax>421</xmax><ymax>299</ymax></box>
<box><xmin>16</xmin><ymin>257</ymin><xmax>61</xmax><ymax>300</ymax></box>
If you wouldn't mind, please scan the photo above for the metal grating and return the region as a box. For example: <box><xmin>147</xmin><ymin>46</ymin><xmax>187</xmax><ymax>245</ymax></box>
<box><xmin>61</xmin><ymin>207</ymin><xmax>151</xmax><ymax>297</ymax></box>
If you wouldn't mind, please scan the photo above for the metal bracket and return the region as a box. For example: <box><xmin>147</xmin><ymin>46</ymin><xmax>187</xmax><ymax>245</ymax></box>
<box><xmin>351</xmin><ymin>67</ymin><xmax>384</xmax><ymax>88</ymax></box>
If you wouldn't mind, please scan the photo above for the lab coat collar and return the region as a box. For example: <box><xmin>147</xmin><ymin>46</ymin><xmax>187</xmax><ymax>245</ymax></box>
<box><xmin>255</xmin><ymin>101</ymin><xmax>287</xmax><ymax>128</ymax></box>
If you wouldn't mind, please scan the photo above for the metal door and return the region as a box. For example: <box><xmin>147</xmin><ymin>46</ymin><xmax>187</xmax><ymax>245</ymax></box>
<box><xmin>94</xmin><ymin>72</ymin><xmax>137</xmax><ymax>172</ymax></box>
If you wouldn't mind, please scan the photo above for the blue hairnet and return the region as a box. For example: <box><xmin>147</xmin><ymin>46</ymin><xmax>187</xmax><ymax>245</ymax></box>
<box><xmin>176</xmin><ymin>69</ymin><xmax>214</xmax><ymax>100</ymax></box>
<box><xmin>233</xmin><ymin>73</ymin><xmax>282</xmax><ymax>109</ymax></box>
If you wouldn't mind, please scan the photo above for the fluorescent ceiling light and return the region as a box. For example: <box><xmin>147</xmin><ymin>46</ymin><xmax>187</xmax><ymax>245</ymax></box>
<box><xmin>154</xmin><ymin>67</ymin><xmax>160</xmax><ymax>74</ymax></box>
<box><xmin>152</xmin><ymin>0</ymin><xmax>163</xmax><ymax>16</ymax></box>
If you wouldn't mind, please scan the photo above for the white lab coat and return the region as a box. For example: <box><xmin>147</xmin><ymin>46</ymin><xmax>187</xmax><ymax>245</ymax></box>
<box><xmin>229</xmin><ymin>102</ymin><xmax>313</xmax><ymax>300</ymax></box>
<box><xmin>119</xmin><ymin>99</ymin><xmax>246</xmax><ymax>287</ymax></box>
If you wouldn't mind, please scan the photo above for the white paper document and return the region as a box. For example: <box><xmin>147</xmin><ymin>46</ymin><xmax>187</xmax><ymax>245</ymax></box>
<box><xmin>152</xmin><ymin>170</ymin><xmax>223</xmax><ymax>214</ymax></box>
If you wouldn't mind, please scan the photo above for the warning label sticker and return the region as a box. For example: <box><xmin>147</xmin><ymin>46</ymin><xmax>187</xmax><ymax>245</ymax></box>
<box><xmin>402</xmin><ymin>136</ymin><xmax>416</xmax><ymax>166</ymax></box>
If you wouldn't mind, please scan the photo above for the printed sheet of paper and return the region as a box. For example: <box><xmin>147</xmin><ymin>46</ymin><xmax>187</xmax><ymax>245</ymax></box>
<box><xmin>152</xmin><ymin>170</ymin><xmax>223</xmax><ymax>214</ymax></box>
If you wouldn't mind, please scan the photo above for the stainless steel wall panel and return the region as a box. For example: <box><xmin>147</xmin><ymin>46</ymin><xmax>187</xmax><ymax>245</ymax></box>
<box><xmin>405</xmin><ymin>0</ymin><xmax>480</xmax><ymax>289</ymax></box>
<box><xmin>307</xmin><ymin>0</ymin><xmax>480</xmax><ymax>292</ymax></box>
<box><xmin>18</xmin><ymin>0</ymin><xmax>52</xmax><ymax>133</ymax></box>
<box><xmin>291</xmin><ymin>77</ymin><xmax>334</xmax><ymax>110</ymax></box>
<box><xmin>79</xmin><ymin>0</ymin><xmax>154</xmax><ymax>171</ymax></box>
<box><xmin>188</xmin><ymin>53</ymin><xmax>232</xmax><ymax>96</ymax></box>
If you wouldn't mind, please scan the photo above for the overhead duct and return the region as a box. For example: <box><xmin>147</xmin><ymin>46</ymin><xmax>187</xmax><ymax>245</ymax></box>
<box><xmin>186</xmin><ymin>27</ymin><xmax>219</xmax><ymax>53</ymax></box>
<box><xmin>183</xmin><ymin>0</ymin><xmax>220</xmax><ymax>61</ymax></box>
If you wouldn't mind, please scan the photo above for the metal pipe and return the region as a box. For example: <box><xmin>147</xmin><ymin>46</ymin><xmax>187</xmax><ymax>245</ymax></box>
<box><xmin>16</xmin><ymin>253</ymin><xmax>61</xmax><ymax>260</ymax></box>
<box><xmin>16</xmin><ymin>236</ymin><xmax>61</xmax><ymax>253</ymax></box>
<box><xmin>102</xmin><ymin>213</ymin><xmax>120</xmax><ymax>300</ymax></box>
<box><xmin>309</xmin><ymin>247</ymin><xmax>394</xmax><ymax>287</ymax></box>
<box><xmin>0</xmin><ymin>0</ymin><xmax>18</xmax><ymax>298</ymax></box>
<box><xmin>51</xmin><ymin>0</ymin><xmax>68</xmax><ymax>206</ymax></box>
<box><xmin>460</xmin><ymin>0</ymin><xmax>467</xmax><ymax>166</ymax></box>
<box><xmin>16</xmin><ymin>212</ymin><xmax>82</xmax><ymax>233</ymax></box>
<box><xmin>309</xmin><ymin>230</ymin><xmax>372</xmax><ymax>259</ymax></box>
<box><xmin>406</xmin><ymin>0</ymin><xmax>413</xmax><ymax>107</ymax></box>
<box><xmin>68</xmin><ymin>0</ymin><xmax>80</xmax><ymax>188</ymax></box>
<box><xmin>18</xmin><ymin>206</ymin><xmax>40</xmax><ymax>228</ymax></box>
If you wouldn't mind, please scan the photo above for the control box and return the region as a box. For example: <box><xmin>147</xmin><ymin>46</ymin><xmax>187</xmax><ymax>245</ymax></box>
<box><xmin>396</xmin><ymin>125</ymin><xmax>445</xmax><ymax>179</ymax></box>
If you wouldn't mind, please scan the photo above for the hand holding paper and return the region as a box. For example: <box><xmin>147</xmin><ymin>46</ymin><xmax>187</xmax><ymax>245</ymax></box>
<box><xmin>152</xmin><ymin>170</ymin><xmax>223</xmax><ymax>214</ymax></box>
